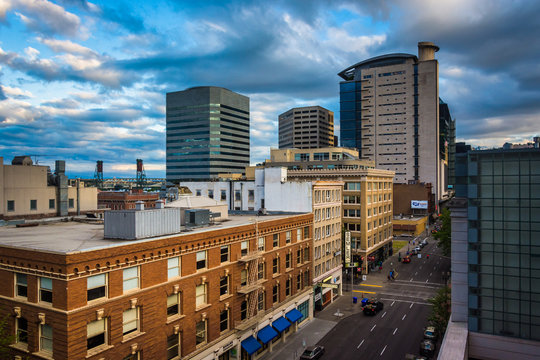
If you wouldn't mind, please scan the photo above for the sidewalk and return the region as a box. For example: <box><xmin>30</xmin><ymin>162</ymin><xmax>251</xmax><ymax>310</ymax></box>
<box><xmin>260</xmin><ymin>248</ymin><xmax>407</xmax><ymax>360</ymax></box>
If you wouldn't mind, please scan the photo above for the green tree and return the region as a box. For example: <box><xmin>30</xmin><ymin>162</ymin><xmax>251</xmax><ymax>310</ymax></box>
<box><xmin>428</xmin><ymin>285</ymin><xmax>451</xmax><ymax>337</ymax></box>
<box><xmin>0</xmin><ymin>312</ymin><xmax>15</xmax><ymax>359</ymax></box>
<box><xmin>433</xmin><ymin>208</ymin><xmax>451</xmax><ymax>256</ymax></box>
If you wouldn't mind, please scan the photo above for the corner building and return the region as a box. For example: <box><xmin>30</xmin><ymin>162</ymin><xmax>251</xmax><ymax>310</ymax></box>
<box><xmin>339</xmin><ymin>42</ymin><xmax>443</xmax><ymax>202</ymax></box>
<box><xmin>0</xmin><ymin>212</ymin><xmax>313</xmax><ymax>360</ymax></box>
<box><xmin>278</xmin><ymin>106</ymin><xmax>335</xmax><ymax>149</ymax></box>
<box><xmin>166</xmin><ymin>87</ymin><xmax>250</xmax><ymax>182</ymax></box>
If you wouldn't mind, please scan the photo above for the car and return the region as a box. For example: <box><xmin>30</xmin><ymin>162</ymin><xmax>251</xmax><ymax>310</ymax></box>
<box><xmin>414</xmin><ymin>246</ymin><xmax>422</xmax><ymax>252</ymax></box>
<box><xmin>424</xmin><ymin>326</ymin><xmax>438</xmax><ymax>341</ymax></box>
<box><xmin>402</xmin><ymin>255</ymin><xmax>411</xmax><ymax>263</ymax></box>
<box><xmin>419</xmin><ymin>339</ymin><xmax>436</xmax><ymax>358</ymax></box>
<box><xmin>300</xmin><ymin>345</ymin><xmax>325</xmax><ymax>360</ymax></box>
<box><xmin>363</xmin><ymin>299</ymin><xmax>384</xmax><ymax>315</ymax></box>
<box><xmin>421</xmin><ymin>239</ymin><xmax>428</xmax><ymax>247</ymax></box>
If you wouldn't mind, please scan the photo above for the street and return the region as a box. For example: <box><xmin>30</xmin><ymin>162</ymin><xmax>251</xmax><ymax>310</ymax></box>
<box><xmin>317</xmin><ymin>235</ymin><xmax>451</xmax><ymax>359</ymax></box>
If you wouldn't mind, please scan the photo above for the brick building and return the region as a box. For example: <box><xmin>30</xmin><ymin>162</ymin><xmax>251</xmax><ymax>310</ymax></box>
<box><xmin>0</xmin><ymin>210</ymin><xmax>313</xmax><ymax>360</ymax></box>
<box><xmin>98</xmin><ymin>189</ymin><xmax>159</xmax><ymax>210</ymax></box>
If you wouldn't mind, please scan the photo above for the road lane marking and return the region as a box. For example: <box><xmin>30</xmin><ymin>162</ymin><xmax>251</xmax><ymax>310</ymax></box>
<box><xmin>402</xmin><ymin>314</ymin><xmax>407</xmax><ymax>320</ymax></box>
<box><xmin>380</xmin><ymin>298</ymin><xmax>430</xmax><ymax>306</ymax></box>
<box><xmin>361</xmin><ymin>284</ymin><xmax>383</xmax><ymax>287</ymax></box>
<box><xmin>391</xmin><ymin>301</ymin><xmax>395</xmax><ymax>306</ymax></box>
<box><xmin>353</xmin><ymin>290</ymin><xmax>377</xmax><ymax>294</ymax></box>
<box><xmin>381</xmin><ymin>311</ymin><xmax>387</xmax><ymax>318</ymax></box>
<box><xmin>420</xmin><ymin>266</ymin><xmax>423</xmax><ymax>269</ymax></box>
<box><xmin>393</xmin><ymin>328</ymin><xmax>398</xmax><ymax>335</ymax></box>
<box><xmin>409</xmin><ymin>303</ymin><xmax>414</xmax><ymax>309</ymax></box>
<box><xmin>371</xmin><ymin>325</ymin><xmax>377</xmax><ymax>332</ymax></box>
<box><xmin>426</xmin><ymin>279</ymin><xmax>429</xmax><ymax>283</ymax></box>
<box><xmin>429</xmin><ymin>272</ymin><xmax>432</xmax><ymax>276</ymax></box>
<box><xmin>380</xmin><ymin>345</ymin><xmax>387</xmax><ymax>356</ymax></box>
<box><xmin>415</xmin><ymin>272</ymin><xmax>418</xmax><ymax>276</ymax></box>
<box><xmin>410</xmin><ymin>278</ymin><xmax>413</xmax><ymax>282</ymax></box>
<box><xmin>357</xmin><ymin>339</ymin><xmax>365</xmax><ymax>349</ymax></box>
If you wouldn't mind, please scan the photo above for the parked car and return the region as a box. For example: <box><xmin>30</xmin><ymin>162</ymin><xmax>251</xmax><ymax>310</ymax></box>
<box><xmin>300</xmin><ymin>345</ymin><xmax>325</xmax><ymax>360</ymax></box>
<box><xmin>419</xmin><ymin>339</ymin><xmax>436</xmax><ymax>358</ymax></box>
<box><xmin>402</xmin><ymin>255</ymin><xmax>411</xmax><ymax>263</ymax></box>
<box><xmin>421</xmin><ymin>239</ymin><xmax>428</xmax><ymax>247</ymax></box>
<box><xmin>414</xmin><ymin>246</ymin><xmax>422</xmax><ymax>252</ymax></box>
<box><xmin>424</xmin><ymin>326</ymin><xmax>438</xmax><ymax>341</ymax></box>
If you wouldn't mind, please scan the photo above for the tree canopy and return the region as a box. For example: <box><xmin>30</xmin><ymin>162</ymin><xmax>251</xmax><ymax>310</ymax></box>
<box><xmin>434</xmin><ymin>208</ymin><xmax>451</xmax><ymax>256</ymax></box>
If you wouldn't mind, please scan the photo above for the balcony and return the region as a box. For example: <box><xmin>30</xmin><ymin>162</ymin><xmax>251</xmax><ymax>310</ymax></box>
<box><xmin>236</xmin><ymin>279</ymin><xmax>265</xmax><ymax>294</ymax></box>
<box><xmin>238</xmin><ymin>250</ymin><xmax>263</xmax><ymax>262</ymax></box>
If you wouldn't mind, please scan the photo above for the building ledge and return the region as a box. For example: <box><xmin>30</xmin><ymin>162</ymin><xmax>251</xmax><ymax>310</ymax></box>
<box><xmin>438</xmin><ymin>320</ymin><xmax>468</xmax><ymax>360</ymax></box>
<box><xmin>86</xmin><ymin>344</ymin><xmax>114</xmax><ymax>358</ymax></box>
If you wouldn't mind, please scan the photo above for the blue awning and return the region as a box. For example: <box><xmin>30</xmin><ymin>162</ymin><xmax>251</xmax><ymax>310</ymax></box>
<box><xmin>241</xmin><ymin>336</ymin><xmax>261</xmax><ymax>355</ymax></box>
<box><xmin>272</xmin><ymin>317</ymin><xmax>291</xmax><ymax>333</ymax></box>
<box><xmin>257</xmin><ymin>325</ymin><xmax>278</xmax><ymax>344</ymax></box>
<box><xmin>285</xmin><ymin>308</ymin><xmax>303</xmax><ymax>323</ymax></box>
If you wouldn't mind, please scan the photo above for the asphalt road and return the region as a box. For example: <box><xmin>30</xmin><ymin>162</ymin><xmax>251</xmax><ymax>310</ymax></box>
<box><xmin>317</xmin><ymin>234</ymin><xmax>450</xmax><ymax>359</ymax></box>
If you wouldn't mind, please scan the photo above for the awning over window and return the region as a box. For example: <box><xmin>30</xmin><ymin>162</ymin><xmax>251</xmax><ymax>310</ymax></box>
<box><xmin>285</xmin><ymin>308</ymin><xmax>303</xmax><ymax>323</ymax></box>
<box><xmin>241</xmin><ymin>336</ymin><xmax>261</xmax><ymax>355</ymax></box>
<box><xmin>257</xmin><ymin>325</ymin><xmax>278</xmax><ymax>344</ymax></box>
<box><xmin>272</xmin><ymin>317</ymin><xmax>291</xmax><ymax>333</ymax></box>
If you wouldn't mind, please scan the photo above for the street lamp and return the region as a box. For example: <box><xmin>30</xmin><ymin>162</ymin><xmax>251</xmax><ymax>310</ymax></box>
<box><xmin>442</xmin><ymin>271</ymin><xmax>451</xmax><ymax>286</ymax></box>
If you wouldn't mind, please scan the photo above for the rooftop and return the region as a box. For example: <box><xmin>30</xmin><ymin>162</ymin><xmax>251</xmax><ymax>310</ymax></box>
<box><xmin>0</xmin><ymin>213</ymin><xmax>304</xmax><ymax>254</ymax></box>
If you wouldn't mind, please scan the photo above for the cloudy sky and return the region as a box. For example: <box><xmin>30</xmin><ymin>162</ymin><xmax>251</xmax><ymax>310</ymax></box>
<box><xmin>1</xmin><ymin>0</ymin><xmax>539</xmax><ymax>178</ymax></box>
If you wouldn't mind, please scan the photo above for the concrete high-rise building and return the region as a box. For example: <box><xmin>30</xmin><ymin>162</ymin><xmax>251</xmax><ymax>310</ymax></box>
<box><xmin>440</xmin><ymin>148</ymin><xmax>540</xmax><ymax>360</ymax></box>
<box><xmin>278</xmin><ymin>106</ymin><xmax>334</xmax><ymax>149</ymax></box>
<box><xmin>338</xmin><ymin>41</ymin><xmax>444</xmax><ymax>203</ymax></box>
<box><xmin>166</xmin><ymin>86</ymin><xmax>250</xmax><ymax>182</ymax></box>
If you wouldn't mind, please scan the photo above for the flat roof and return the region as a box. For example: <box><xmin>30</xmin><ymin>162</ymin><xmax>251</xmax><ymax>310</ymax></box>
<box><xmin>0</xmin><ymin>213</ymin><xmax>305</xmax><ymax>254</ymax></box>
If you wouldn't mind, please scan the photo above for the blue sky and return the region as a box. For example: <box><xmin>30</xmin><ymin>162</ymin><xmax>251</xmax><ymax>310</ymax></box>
<box><xmin>1</xmin><ymin>0</ymin><xmax>539</xmax><ymax>178</ymax></box>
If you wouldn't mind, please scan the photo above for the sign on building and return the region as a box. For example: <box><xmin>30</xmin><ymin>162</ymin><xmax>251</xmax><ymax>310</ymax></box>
<box><xmin>344</xmin><ymin>231</ymin><xmax>351</xmax><ymax>266</ymax></box>
<box><xmin>411</xmin><ymin>200</ymin><xmax>428</xmax><ymax>209</ymax></box>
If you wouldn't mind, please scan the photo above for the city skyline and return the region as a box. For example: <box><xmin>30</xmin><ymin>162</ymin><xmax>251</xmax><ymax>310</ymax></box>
<box><xmin>1</xmin><ymin>0</ymin><xmax>539</xmax><ymax>177</ymax></box>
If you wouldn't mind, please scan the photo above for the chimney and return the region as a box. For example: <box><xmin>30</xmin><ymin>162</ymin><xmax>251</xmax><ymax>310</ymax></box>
<box><xmin>418</xmin><ymin>41</ymin><xmax>439</xmax><ymax>61</ymax></box>
<box><xmin>155</xmin><ymin>200</ymin><xmax>165</xmax><ymax>209</ymax></box>
<box><xmin>135</xmin><ymin>201</ymin><xmax>145</xmax><ymax>211</ymax></box>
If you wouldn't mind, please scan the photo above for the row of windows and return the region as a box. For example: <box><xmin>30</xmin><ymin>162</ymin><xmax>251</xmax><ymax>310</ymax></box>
<box><xmin>314</xmin><ymin>189</ymin><xmax>341</xmax><ymax>203</ymax></box>
<box><xmin>314</xmin><ymin>207</ymin><xmax>340</xmax><ymax>221</ymax></box>
<box><xmin>6</xmin><ymin>198</ymin><xmax>76</xmax><ymax>212</ymax></box>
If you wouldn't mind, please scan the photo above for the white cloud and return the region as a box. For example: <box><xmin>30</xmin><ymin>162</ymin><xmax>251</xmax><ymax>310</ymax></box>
<box><xmin>37</xmin><ymin>37</ymin><xmax>97</xmax><ymax>57</ymax></box>
<box><xmin>15</xmin><ymin>0</ymin><xmax>81</xmax><ymax>37</ymax></box>
<box><xmin>1</xmin><ymin>85</ymin><xmax>33</xmax><ymax>98</ymax></box>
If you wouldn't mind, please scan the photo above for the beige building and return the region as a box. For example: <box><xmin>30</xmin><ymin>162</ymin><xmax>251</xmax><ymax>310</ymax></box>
<box><xmin>0</xmin><ymin>156</ymin><xmax>98</xmax><ymax>220</ymax></box>
<box><xmin>266</xmin><ymin>147</ymin><xmax>373</xmax><ymax>170</ymax></box>
<box><xmin>278</xmin><ymin>106</ymin><xmax>335</xmax><ymax>149</ymax></box>
<box><xmin>312</xmin><ymin>181</ymin><xmax>343</xmax><ymax>309</ymax></box>
<box><xmin>339</xmin><ymin>42</ymin><xmax>444</xmax><ymax>202</ymax></box>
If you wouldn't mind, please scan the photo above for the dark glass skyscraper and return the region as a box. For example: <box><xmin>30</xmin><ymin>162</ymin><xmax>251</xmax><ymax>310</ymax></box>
<box><xmin>166</xmin><ymin>87</ymin><xmax>250</xmax><ymax>182</ymax></box>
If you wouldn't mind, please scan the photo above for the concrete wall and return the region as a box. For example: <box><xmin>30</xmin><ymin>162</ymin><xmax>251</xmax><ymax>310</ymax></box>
<box><xmin>263</xmin><ymin>168</ymin><xmax>313</xmax><ymax>212</ymax></box>
<box><xmin>450</xmin><ymin>198</ymin><xmax>469</xmax><ymax>323</ymax></box>
<box><xmin>180</xmin><ymin>181</ymin><xmax>256</xmax><ymax>211</ymax></box>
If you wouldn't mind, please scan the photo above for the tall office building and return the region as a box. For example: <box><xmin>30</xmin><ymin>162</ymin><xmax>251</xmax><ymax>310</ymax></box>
<box><xmin>166</xmin><ymin>86</ymin><xmax>250</xmax><ymax>182</ymax></box>
<box><xmin>440</xmin><ymin>148</ymin><xmax>540</xmax><ymax>359</ymax></box>
<box><xmin>278</xmin><ymin>106</ymin><xmax>334</xmax><ymax>149</ymax></box>
<box><xmin>338</xmin><ymin>42</ymin><xmax>444</xmax><ymax>202</ymax></box>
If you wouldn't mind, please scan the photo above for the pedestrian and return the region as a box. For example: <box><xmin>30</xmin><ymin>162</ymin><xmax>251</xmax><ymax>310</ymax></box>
<box><xmin>427</xmin><ymin>254</ymin><xmax>430</xmax><ymax>259</ymax></box>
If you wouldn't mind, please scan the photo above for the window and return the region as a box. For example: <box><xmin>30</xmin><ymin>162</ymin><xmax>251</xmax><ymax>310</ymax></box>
<box><xmin>49</xmin><ymin>199</ymin><xmax>55</xmax><ymax>209</ymax></box>
<box><xmin>123</xmin><ymin>353</ymin><xmax>140</xmax><ymax>360</ymax></box>
<box><xmin>297</xmin><ymin>249</ymin><xmax>302</xmax><ymax>264</ymax></box>
<box><xmin>286</xmin><ymin>231</ymin><xmax>291</xmax><ymax>244</ymax></box>
<box><xmin>196</xmin><ymin>284</ymin><xmax>207</xmax><ymax>307</ymax></box>
<box><xmin>220</xmin><ymin>310</ymin><xmax>229</xmax><ymax>332</ymax></box>
<box><xmin>241</xmin><ymin>241</ymin><xmax>248</xmax><ymax>257</ymax></box>
<box><xmin>15</xmin><ymin>273</ymin><xmax>27</xmax><ymax>298</ymax></box>
<box><xmin>304</xmin><ymin>248</ymin><xmax>309</xmax><ymax>262</ymax></box>
<box><xmin>196</xmin><ymin>189</ymin><xmax>201</xmax><ymax>196</ymax></box>
<box><xmin>286</xmin><ymin>279</ymin><xmax>291</xmax><ymax>296</ymax></box>
<box><xmin>297</xmin><ymin>300</ymin><xmax>309</xmax><ymax>322</ymax></box>
<box><xmin>272</xmin><ymin>258</ymin><xmax>279</xmax><ymax>274</ymax></box>
<box><xmin>297</xmin><ymin>228</ymin><xmax>302</xmax><ymax>241</ymax></box>
<box><xmin>257</xmin><ymin>292</ymin><xmax>265</xmax><ymax>311</ymax></box>
<box><xmin>304</xmin><ymin>226</ymin><xmax>309</xmax><ymax>238</ymax></box>
<box><xmin>123</xmin><ymin>307</ymin><xmax>139</xmax><ymax>336</ymax></box>
<box><xmin>240</xmin><ymin>270</ymin><xmax>247</xmax><ymax>286</ymax></box>
<box><xmin>196</xmin><ymin>251</ymin><xmax>206</xmax><ymax>270</ymax></box>
<box><xmin>234</xmin><ymin>190</ymin><xmax>241</xmax><ymax>201</ymax></box>
<box><xmin>248</xmin><ymin>190</ymin><xmax>254</xmax><ymax>201</ymax></box>
<box><xmin>272</xmin><ymin>284</ymin><xmax>279</xmax><ymax>303</ymax></box>
<box><xmin>40</xmin><ymin>323</ymin><xmax>53</xmax><ymax>353</ymax></box>
<box><xmin>196</xmin><ymin>320</ymin><xmax>206</xmax><ymax>346</ymax></box>
<box><xmin>220</xmin><ymin>276</ymin><xmax>229</xmax><ymax>296</ymax></box>
<box><xmin>208</xmin><ymin>189</ymin><xmax>214</xmax><ymax>199</ymax></box>
<box><xmin>68</xmin><ymin>198</ymin><xmax>74</xmax><ymax>208</ymax></box>
<box><xmin>30</xmin><ymin>199</ymin><xmax>37</xmax><ymax>210</ymax></box>
<box><xmin>285</xmin><ymin>253</ymin><xmax>291</xmax><ymax>269</ymax></box>
<box><xmin>123</xmin><ymin>266</ymin><xmax>139</xmax><ymax>292</ymax></box>
<box><xmin>87</xmin><ymin>274</ymin><xmax>107</xmax><ymax>301</ymax></box>
<box><xmin>257</xmin><ymin>262</ymin><xmax>265</xmax><ymax>280</ymax></box>
<box><xmin>40</xmin><ymin>277</ymin><xmax>53</xmax><ymax>303</ymax></box>
<box><xmin>297</xmin><ymin>274</ymin><xmax>302</xmax><ymax>290</ymax></box>
<box><xmin>220</xmin><ymin>245</ymin><xmax>229</xmax><ymax>263</ymax></box>
<box><xmin>167</xmin><ymin>334</ymin><xmax>180</xmax><ymax>360</ymax></box>
<box><xmin>168</xmin><ymin>257</ymin><xmax>181</xmax><ymax>279</ymax></box>
<box><xmin>221</xmin><ymin>190</ymin><xmax>226</xmax><ymax>201</ymax></box>
<box><xmin>303</xmin><ymin>270</ymin><xmax>310</xmax><ymax>287</ymax></box>
<box><xmin>258</xmin><ymin>237</ymin><xmax>265</xmax><ymax>251</ymax></box>
<box><xmin>87</xmin><ymin>318</ymin><xmax>106</xmax><ymax>350</ymax></box>
<box><xmin>167</xmin><ymin>294</ymin><xmax>180</xmax><ymax>316</ymax></box>
<box><xmin>7</xmin><ymin>200</ymin><xmax>14</xmax><ymax>212</ymax></box>
<box><xmin>241</xmin><ymin>300</ymin><xmax>247</xmax><ymax>320</ymax></box>
<box><xmin>273</xmin><ymin>234</ymin><xmax>279</xmax><ymax>248</ymax></box>
<box><xmin>16</xmin><ymin>317</ymin><xmax>28</xmax><ymax>346</ymax></box>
